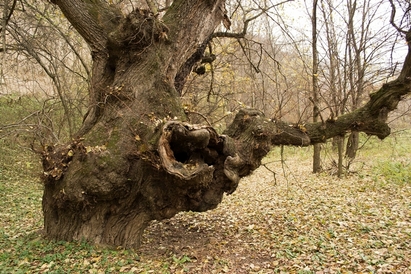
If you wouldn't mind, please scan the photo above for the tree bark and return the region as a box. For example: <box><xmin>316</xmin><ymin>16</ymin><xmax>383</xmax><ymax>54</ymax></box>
<box><xmin>42</xmin><ymin>0</ymin><xmax>411</xmax><ymax>248</ymax></box>
<box><xmin>311</xmin><ymin>0</ymin><xmax>322</xmax><ymax>173</ymax></box>
<box><xmin>345</xmin><ymin>131</ymin><xmax>359</xmax><ymax>159</ymax></box>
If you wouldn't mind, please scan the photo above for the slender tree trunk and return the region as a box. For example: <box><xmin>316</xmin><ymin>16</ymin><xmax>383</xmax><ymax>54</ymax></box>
<box><xmin>345</xmin><ymin>0</ymin><xmax>367</xmax><ymax>161</ymax></box>
<box><xmin>312</xmin><ymin>0</ymin><xmax>322</xmax><ymax>173</ymax></box>
<box><xmin>320</xmin><ymin>0</ymin><xmax>345</xmax><ymax>175</ymax></box>
<box><xmin>337</xmin><ymin>135</ymin><xmax>344</xmax><ymax>177</ymax></box>
<box><xmin>346</xmin><ymin>131</ymin><xmax>359</xmax><ymax>159</ymax></box>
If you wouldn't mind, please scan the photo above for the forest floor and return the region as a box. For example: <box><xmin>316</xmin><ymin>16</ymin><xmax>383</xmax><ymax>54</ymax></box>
<box><xmin>1</xmin><ymin>132</ymin><xmax>411</xmax><ymax>273</ymax></box>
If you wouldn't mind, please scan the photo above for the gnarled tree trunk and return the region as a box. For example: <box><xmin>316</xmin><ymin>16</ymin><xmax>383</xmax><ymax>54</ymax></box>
<box><xmin>42</xmin><ymin>0</ymin><xmax>411</xmax><ymax>248</ymax></box>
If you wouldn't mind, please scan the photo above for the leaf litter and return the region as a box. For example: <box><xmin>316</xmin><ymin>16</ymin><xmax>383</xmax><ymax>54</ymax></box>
<box><xmin>1</xmin><ymin>139</ymin><xmax>411</xmax><ymax>273</ymax></box>
<box><xmin>139</xmin><ymin>145</ymin><xmax>411</xmax><ymax>273</ymax></box>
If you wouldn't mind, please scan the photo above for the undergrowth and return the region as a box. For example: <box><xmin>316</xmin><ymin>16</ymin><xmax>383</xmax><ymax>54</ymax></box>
<box><xmin>372</xmin><ymin>160</ymin><xmax>411</xmax><ymax>185</ymax></box>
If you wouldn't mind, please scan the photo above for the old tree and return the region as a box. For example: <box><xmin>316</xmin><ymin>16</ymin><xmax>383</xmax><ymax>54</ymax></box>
<box><xmin>41</xmin><ymin>0</ymin><xmax>411</xmax><ymax>248</ymax></box>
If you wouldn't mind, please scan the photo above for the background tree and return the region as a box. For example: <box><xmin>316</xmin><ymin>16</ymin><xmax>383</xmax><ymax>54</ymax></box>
<box><xmin>0</xmin><ymin>0</ymin><xmax>90</xmax><ymax>145</ymax></box>
<box><xmin>316</xmin><ymin>0</ymin><xmax>398</xmax><ymax>176</ymax></box>
<box><xmin>311</xmin><ymin>0</ymin><xmax>322</xmax><ymax>173</ymax></box>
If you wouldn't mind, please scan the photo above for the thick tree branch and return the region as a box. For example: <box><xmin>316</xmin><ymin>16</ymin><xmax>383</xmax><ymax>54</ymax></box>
<box><xmin>164</xmin><ymin>0</ymin><xmax>226</xmax><ymax>90</ymax></box>
<box><xmin>225</xmin><ymin>30</ymin><xmax>411</xmax><ymax>150</ymax></box>
<box><xmin>218</xmin><ymin>32</ymin><xmax>411</xmax><ymax>177</ymax></box>
<box><xmin>50</xmin><ymin>0</ymin><xmax>121</xmax><ymax>53</ymax></box>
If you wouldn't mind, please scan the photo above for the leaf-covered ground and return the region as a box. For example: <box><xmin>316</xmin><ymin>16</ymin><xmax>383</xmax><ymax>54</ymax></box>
<box><xmin>1</xmin><ymin>133</ymin><xmax>411</xmax><ymax>273</ymax></box>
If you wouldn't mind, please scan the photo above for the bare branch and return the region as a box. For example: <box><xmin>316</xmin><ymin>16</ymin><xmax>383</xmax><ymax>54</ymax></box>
<box><xmin>389</xmin><ymin>0</ymin><xmax>409</xmax><ymax>34</ymax></box>
<box><xmin>0</xmin><ymin>0</ymin><xmax>17</xmax><ymax>34</ymax></box>
<box><xmin>212</xmin><ymin>0</ymin><xmax>293</xmax><ymax>39</ymax></box>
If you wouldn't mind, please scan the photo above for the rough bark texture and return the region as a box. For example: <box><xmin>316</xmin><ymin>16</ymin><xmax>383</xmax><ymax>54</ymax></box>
<box><xmin>42</xmin><ymin>0</ymin><xmax>411</xmax><ymax>248</ymax></box>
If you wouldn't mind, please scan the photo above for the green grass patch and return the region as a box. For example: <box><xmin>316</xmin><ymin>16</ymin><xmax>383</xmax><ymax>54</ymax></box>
<box><xmin>372</xmin><ymin>160</ymin><xmax>411</xmax><ymax>185</ymax></box>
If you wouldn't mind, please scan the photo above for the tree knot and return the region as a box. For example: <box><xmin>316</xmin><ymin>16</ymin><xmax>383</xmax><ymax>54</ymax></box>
<box><xmin>108</xmin><ymin>8</ymin><xmax>170</xmax><ymax>52</ymax></box>
<box><xmin>41</xmin><ymin>140</ymin><xmax>86</xmax><ymax>184</ymax></box>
